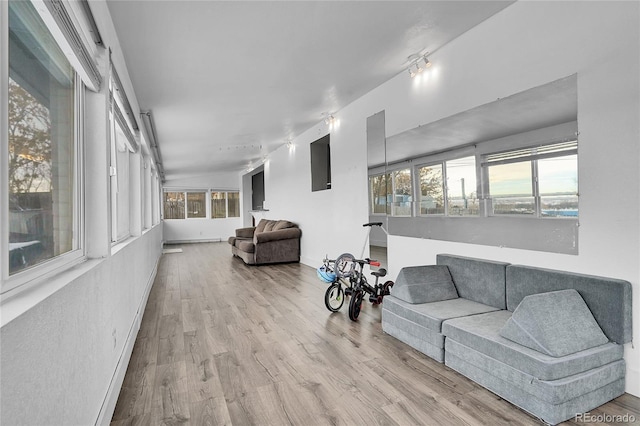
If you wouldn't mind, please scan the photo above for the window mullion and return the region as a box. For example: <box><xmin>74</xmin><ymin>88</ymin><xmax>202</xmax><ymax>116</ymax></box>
<box><xmin>532</xmin><ymin>160</ymin><xmax>541</xmax><ymax>217</ymax></box>
<box><xmin>442</xmin><ymin>161</ymin><xmax>449</xmax><ymax>216</ymax></box>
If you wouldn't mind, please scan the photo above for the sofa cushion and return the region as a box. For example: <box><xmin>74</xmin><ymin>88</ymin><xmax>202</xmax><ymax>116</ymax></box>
<box><xmin>499</xmin><ymin>290</ymin><xmax>609</xmax><ymax>357</ymax></box>
<box><xmin>442</xmin><ymin>310</ymin><xmax>623</xmax><ymax>380</ymax></box>
<box><xmin>437</xmin><ymin>254</ymin><xmax>508</xmax><ymax>309</ymax></box>
<box><xmin>236</xmin><ymin>240</ymin><xmax>255</xmax><ymax>253</ymax></box>
<box><xmin>382</xmin><ymin>296</ymin><xmax>500</xmax><ymax>333</ymax></box>
<box><xmin>255</xmin><ymin>219</ymin><xmax>269</xmax><ymax>233</ymax></box>
<box><xmin>506</xmin><ymin>265</ymin><xmax>632</xmax><ymax>345</ymax></box>
<box><xmin>445</xmin><ymin>339</ymin><xmax>625</xmax><ymax>405</ymax></box>
<box><xmin>392</xmin><ymin>265</ymin><xmax>458</xmax><ymax>304</ymax></box>
<box><xmin>273</xmin><ymin>220</ymin><xmax>294</xmax><ymax>230</ymax></box>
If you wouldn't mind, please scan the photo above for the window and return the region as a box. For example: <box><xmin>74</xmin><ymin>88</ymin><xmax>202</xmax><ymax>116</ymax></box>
<box><xmin>484</xmin><ymin>141</ymin><xmax>578</xmax><ymax>217</ymax></box>
<box><xmin>446</xmin><ymin>156</ymin><xmax>478</xmax><ymax>216</ymax></box>
<box><xmin>186</xmin><ymin>192</ymin><xmax>206</xmax><ymax>218</ymax></box>
<box><xmin>419</xmin><ymin>164</ymin><xmax>444</xmax><ymax>215</ymax></box>
<box><xmin>369</xmin><ymin>173</ymin><xmax>390</xmax><ymax>215</ymax></box>
<box><xmin>211</xmin><ymin>192</ymin><xmax>226</xmax><ymax>218</ymax></box>
<box><xmin>211</xmin><ymin>191</ymin><xmax>240</xmax><ymax>219</ymax></box>
<box><xmin>6</xmin><ymin>0</ymin><xmax>80</xmax><ymax>278</ymax></box>
<box><xmin>152</xmin><ymin>171</ymin><xmax>160</xmax><ymax>224</ymax></box>
<box><xmin>418</xmin><ymin>156</ymin><xmax>478</xmax><ymax>216</ymax></box>
<box><xmin>110</xmin><ymin>120</ymin><xmax>131</xmax><ymax>241</ymax></box>
<box><xmin>391</xmin><ymin>169</ymin><xmax>412</xmax><ymax>216</ymax></box>
<box><xmin>228</xmin><ymin>192</ymin><xmax>240</xmax><ymax>217</ymax></box>
<box><xmin>163</xmin><ymin>192</ymin><xmax>185</xmax><ymax>219</ymax></box>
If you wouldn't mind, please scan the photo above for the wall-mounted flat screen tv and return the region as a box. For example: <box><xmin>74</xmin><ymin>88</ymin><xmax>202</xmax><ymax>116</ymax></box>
<box><xmin>310</xmin><ymin>134</ymin><xmax>331</xmax><ymax>192</ymax></box>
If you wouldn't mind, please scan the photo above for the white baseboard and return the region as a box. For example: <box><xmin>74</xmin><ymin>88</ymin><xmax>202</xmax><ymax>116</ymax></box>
<box><xmin>164</xmin><ymin>238</ymin><xmax>223</xmax><ymax>244</ymax></box>
<box><xmin>94</xmin><ymin>256</ymin><xmax>160</xmax><ymax>426</ymax></box>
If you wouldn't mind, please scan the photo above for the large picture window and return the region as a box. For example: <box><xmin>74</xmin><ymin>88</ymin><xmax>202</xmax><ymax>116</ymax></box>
<box><xmin>483</xmin><ymin>141</ymin><xmax>578</xmax><ymax>217</ymax></box>
<box><xmin>7</xmin><ymin>0</ymin><xmax>79</xmax><ymax>277</ymax></box>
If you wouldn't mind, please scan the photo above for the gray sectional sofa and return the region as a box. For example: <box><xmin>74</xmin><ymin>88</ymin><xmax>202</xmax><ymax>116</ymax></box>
<box><xmin>381</xmin><ymin>254</ymin><xmax>632</xmax><ymax>425</ymax></box>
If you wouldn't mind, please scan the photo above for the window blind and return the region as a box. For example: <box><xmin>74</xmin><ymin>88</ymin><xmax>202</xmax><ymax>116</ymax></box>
<box><xmin>483</xmin><ymin>140</ymin><xmax>577</xmax><ymax>166</ymax></box>
<box><xmin>43</xmin><ymin>0</ymin><xmax>102</xmax><ymax>90</ymax></box>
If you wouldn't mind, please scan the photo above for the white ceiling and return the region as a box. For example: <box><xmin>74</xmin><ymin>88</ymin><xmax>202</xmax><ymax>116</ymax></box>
<box><xmin>106</xmin><ymin>1</ymin><xmax>514</xmax><ymax>181</ymax></box>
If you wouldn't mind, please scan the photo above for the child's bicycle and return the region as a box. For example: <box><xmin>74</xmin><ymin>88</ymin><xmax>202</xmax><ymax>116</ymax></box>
<box><xmin>317</xmin><ymin>222</ymin><xmax>394</xmax><ymax>321</ymax></box>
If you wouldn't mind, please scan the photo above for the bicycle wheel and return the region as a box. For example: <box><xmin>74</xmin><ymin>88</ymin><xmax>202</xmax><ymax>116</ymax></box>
<box><xmin>348</xmin><ymin>290</ymin><xmax>364</xmax><ymax>321</ymax></box>
<box><xmin>334</xmin><ymin>253</ymin><xmax>355</xmax><ymax>278</ymax></box>
<box><xmin>324</xmin><ymin>283</ymin><xmax>344</xmax><ymax>312</ymax></box>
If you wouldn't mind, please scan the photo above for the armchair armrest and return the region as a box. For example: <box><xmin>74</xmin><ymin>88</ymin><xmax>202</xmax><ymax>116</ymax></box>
<box><xmin>236</xmin><ymin>227</ymin><xmax>256</xmax><ymax>238</ymax></box>
<box><xmin>255</xmin><ymin>228</ymin><xmax>301</xmax><ymax>243</ymax></box>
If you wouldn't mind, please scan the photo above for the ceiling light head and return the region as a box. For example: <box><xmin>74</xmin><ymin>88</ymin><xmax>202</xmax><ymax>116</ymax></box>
<box><xmin>424</xmin><ymin>56</ymin><xmax>432</xmax><ymax>68</ymax></box>
<box><xmin>408</xmin><ymin>67</ymin><xmax>416</xmax><ymax>78</ymax></box>
<box><xmin>322</xmin><ymin>112</ymin><xmax>335</xmax><ymax>125</ymax></box>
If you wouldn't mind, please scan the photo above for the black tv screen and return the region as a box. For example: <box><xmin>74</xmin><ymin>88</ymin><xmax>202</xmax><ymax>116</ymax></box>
<box><xmin>310</xmin><ymin>134</ymin><xmax>331</xmax><ymax>192</ymax></box>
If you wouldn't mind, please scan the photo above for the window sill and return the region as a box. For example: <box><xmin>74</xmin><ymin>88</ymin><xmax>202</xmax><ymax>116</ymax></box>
<box><xmin>111</xmin><ymin>235</ymin><xmax>137</xmax><ymax>255</ymax></box>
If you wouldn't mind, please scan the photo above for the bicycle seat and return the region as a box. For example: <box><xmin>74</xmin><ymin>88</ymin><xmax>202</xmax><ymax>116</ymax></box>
<box><xmin>371</xmin><ymin>268</ymin><xmax>387</xmax><ymax>277</ymax></box>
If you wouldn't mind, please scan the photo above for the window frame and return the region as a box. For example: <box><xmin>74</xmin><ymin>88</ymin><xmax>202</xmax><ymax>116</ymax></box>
<box><xmin>210</xmin><ymin>190</ymin><xmax>241</xmax><ymax>219</ymax></box>
<box><xmin>417</xmin><ymin>161</ymin><xmax>446</xmax><ymax>216</ymax></box>
<box><xmin>481</xmin><ymin>141</ymin><xmax>578</xmax><ymax>218</ymax></box>
<box><xmin>2</xmin><ymin>72</ymin><xmax>85</xmax><ymax>295</ymax></box>
<box><xmin>390</xmin><ymin>168</ymin><xmax>412</xmax><ymax>217</ymax></box>
<box><xmin>186</xmin><ymin>191</ymin><xmax>206</xmax><ymax>219</ymax></box>
<box><xmin>369</xmin><ymin>172</ymin><xmax>390</xmax><ymax>216</ymax></box>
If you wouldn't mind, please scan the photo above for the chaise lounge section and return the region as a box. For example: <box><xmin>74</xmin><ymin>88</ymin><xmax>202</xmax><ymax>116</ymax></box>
<box><xmin>381</xmin><ymin>254</ymin><xmax>632</xmax><ymax>424</ymax></box>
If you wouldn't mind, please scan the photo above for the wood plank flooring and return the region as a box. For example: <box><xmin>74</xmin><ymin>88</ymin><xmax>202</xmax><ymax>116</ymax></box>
<box><xmin>111</xmin><ymin>242</ymin><xmax>640</xmax><ymax>425</ymax></box>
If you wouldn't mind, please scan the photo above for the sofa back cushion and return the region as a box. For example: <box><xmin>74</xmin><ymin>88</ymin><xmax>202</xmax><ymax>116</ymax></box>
<box><xmin>392</xmin><ymin>265</ymin><xmax>458</xmax><ymax>304</ymax></box>
<box><xmin>255</xmin><ymin>219</ymin><xmax>296</xmax><ymax>234</ymax></box>
<box><xmin>436</xmin><ymin>254</ymin><xmax>508</xmax><ymax>309</ymax></box>
<box><xmin>506</xmin><ymin>265</ymin><xmax>632</xmax><ymax>344</ymax></box>
<box><xmin>255</xmin><ymin>219</ymin><xmax>269</xmax><ymax>233</ymax></box>
<box><xmin>274</xmin><ymin>220</ymin><xmax>295</xmax><ymax>230</ymax></box>
<box><xmin>499</xmin><ymin>289</ymin><xmax>609</xmax><ymax>357</ymax></box>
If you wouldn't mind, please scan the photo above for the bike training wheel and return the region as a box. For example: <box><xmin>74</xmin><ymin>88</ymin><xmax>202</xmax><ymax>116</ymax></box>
<box><xmin>334</xmin><ymin>253</ymin><xmax>356</xmax><ymax>278</ymax></box>
<box><xmin>324</xmin><ymin>283</ymin><xmax>345</xmax><ymax>312</ymax></box>
<box><xmin>348</xmin><ymin>291</ymin><xmax>364</xmax><ymax>321</ymax></box>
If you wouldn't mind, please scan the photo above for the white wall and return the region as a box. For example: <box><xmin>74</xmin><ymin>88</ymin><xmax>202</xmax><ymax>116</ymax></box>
<box><xmin>262</xmin><ymin>2</ymin><xmax>640</xmax><ymax>396</ymax></box>
<box><xmin>162</xmin><ymin>172</ymin><xmax>243</xmax><ymax>243</ymax></box>
<box><xmin>164</xmin><ymin>217</ymin><xmax>241</xmax><ymax>243</ymax></box>
<box><xmin>1</xmin><ymin>226</ymin><xmax>163</xmax><ymax>425</ymax></box>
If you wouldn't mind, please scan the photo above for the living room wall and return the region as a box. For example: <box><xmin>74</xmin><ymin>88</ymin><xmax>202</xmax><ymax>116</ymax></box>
<box><xmin>262</xmin><ymin>2</ymin><xmax>639</xmax><ymax>396</ymax></box>
<box><xmin>162</xmin><ymin>171</ymin><xmax>242</xmax><ymax>243</ymax></box>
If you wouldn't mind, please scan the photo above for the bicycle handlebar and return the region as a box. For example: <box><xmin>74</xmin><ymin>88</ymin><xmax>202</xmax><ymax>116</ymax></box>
<box><xmin>362</xmin><ymin>222</ymin><xmax>383</xmax><ymax>227</ymax></box>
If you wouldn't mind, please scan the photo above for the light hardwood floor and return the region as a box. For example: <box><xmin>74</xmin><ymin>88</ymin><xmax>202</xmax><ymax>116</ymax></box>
<box><xmin>111</xmin><ymin>242</ymin><xmax>640</xmax><ymax>425</ymax></box>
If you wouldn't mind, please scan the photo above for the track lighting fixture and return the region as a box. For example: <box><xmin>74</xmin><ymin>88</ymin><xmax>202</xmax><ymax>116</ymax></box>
<box><xmin>322</xmin><ymin>112</ymin><xmax>335</xmax><ymax>125</ymax></box>
<box><xmin>407</xmin><ymin>53</ymin><xmax>432</xmax><ymax>78</ymax></box>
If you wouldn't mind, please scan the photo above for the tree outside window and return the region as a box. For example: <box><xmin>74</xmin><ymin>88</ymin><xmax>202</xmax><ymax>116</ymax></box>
<box><xmin>419</xmin><ymin>164</ymin><xmax>444</xmax><ymax>215</ymax></box>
